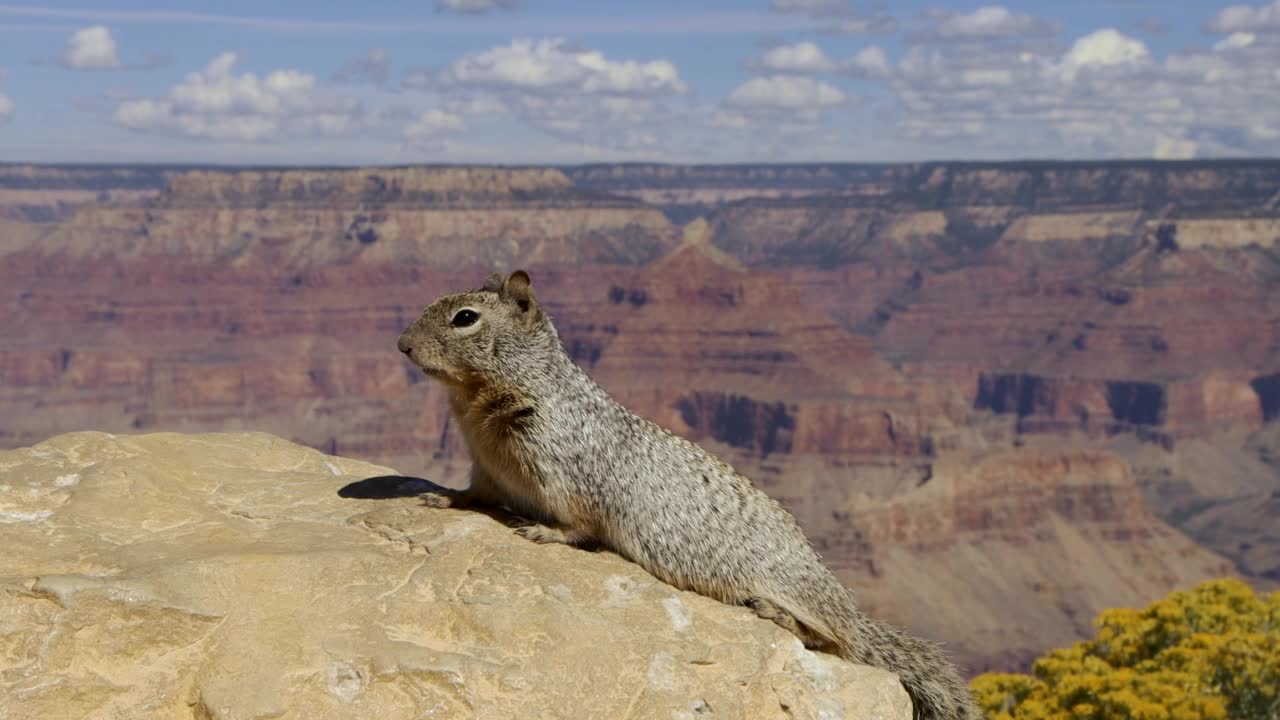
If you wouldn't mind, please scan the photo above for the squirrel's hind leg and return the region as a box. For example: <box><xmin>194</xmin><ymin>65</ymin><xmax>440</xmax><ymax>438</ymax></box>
<box><xmin>746</xmin><ymin>597</ymin><xmax>839</xmax><ymax>653</ymax></box>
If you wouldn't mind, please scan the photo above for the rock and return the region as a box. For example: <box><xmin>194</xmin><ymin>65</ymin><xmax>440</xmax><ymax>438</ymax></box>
<box><xmin>8</xmin><ymin>166</ymin><xmax>676</xmax><ymax>267</ymax></box>
<box><xmin>749</xmin><ymin>445</ymin><xmax>1237</xmax><ymax>673</ymax></box>
<box><xmin>0</xmin><ymin>164</ymin><xmax>169</xmax><ymax>223</ymax></box>
<box><xmin>0</xmin><ymin>431</ymin><xmax>910</xmax><ymax>720</ymax></box>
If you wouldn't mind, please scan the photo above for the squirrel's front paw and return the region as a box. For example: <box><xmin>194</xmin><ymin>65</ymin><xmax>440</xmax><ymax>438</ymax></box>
<box><xmin>514</xmin><ymin>523</ymin><xmax>571</xmax><ymax>545</ymax></box>
<box><xmin>419</xmin><ymin>491</ymin><xmax>459</xmax><ymax>509</ymax></box>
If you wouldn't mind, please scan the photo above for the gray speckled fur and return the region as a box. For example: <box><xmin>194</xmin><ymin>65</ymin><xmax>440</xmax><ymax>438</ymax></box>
<box><xmin>397</xmin><ymin>270</ymin><xmax>981</xmax><ymax>720</ymax></box>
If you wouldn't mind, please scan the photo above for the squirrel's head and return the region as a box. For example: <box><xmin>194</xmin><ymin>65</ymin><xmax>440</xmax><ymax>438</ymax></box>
<box><xmin>397</xmin><ymin>270</ymin><xmax>558</xmax><ymax>387</ymax></box>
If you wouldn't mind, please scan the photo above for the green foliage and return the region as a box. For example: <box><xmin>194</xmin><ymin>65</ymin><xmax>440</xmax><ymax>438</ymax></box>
<box><xmin>972</xmin><ymin>579</ymin><xmax>1280</xmax><ymax>720</ymax></box>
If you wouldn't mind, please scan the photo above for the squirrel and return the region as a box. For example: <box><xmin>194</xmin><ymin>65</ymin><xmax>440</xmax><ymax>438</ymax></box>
<box><xmin>397</xmin><ymin>270</ymin><xmax>981</xmax><ymax>720</ymax></box>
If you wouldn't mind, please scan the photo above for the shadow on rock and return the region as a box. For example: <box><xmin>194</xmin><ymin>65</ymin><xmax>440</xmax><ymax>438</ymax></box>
<box><xmin>338</xmin><ymin>475</ymin><xmax>444</xmax><ymax>499</ymax></box>
<box><xmin>338</xmin><ymin>475</ymin><xmax>552</xmax><ymax>531</ymax></box>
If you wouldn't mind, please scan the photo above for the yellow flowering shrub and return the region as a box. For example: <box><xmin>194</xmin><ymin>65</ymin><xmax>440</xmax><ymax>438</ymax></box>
<box><xmin>971</xmin><ymin>579</ymin><xmax>1279</xmax><ymax>720</ymax></box>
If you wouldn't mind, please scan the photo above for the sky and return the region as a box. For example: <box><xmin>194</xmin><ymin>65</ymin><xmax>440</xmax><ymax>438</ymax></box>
<box><xmin>0</xmin><ymin>0</ymin><xmax>1276</xmax><ymax>165</ymax></box>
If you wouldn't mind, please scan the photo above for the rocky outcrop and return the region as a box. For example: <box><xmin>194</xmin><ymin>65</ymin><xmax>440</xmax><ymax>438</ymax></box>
<box><xmin>0</xmin><ymin>431</ymin><xmax>910</xmax><ymax>720</ymax></box>
<box><xmin>565</xmin><ymin>163</ymin><xmax>891</xmax><ymax>223</ymax></box>
<box><xmin>0</xmin><ymin>164</ymin><xmax>172</xmax><ymax>222</ymax></box>
<box><xmin>810</xmin><ymin>448</ymin><xmax>1236</xmax><ymax>672</ymax></box>
<box><xmin>0</xmin><ymin>164</ymin><xmax>173</xmax><ymax>191</ymax></box>
<box><xmin>972</xmin><ymin>373</ymin><xmax>1185</xmax><ymax>440</ymax></box>
<box><xmin>158</xmin><ymin>167</ymin><xmax>578</xmax><ymax>208</ymax></box>
<box><xmin>879</xmin><ymin>160</ymin><xmax>1280</xmax><ymax>211</ymax></box>
<box><xmin>566</xmin><ymin>163</ymin><xmax>888</xmax><ymax>192</ymax></box>
<box><xmin>6</xmin><ymin>167</ymin><xmax>677</xmax><ymax>267</ymax></box>
<box><xmin>852</xmin><ymin>450</ymin><xmax>1194</xmax><ymax>545</ymax></box>
<box><xmin>702</xmin><ymin>160</ymin><xmax>1280</xmax><ymax>270</ymax></box>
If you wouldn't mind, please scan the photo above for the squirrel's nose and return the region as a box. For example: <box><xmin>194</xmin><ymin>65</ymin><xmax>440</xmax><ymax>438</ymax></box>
<box><xmin>397</xmin><ymin>336</ymin><xmax>413</xmax><ymax>356</ymax></box>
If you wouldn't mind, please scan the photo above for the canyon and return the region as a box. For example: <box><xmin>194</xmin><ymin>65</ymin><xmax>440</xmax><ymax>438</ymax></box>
<box><xmin>1</xmin><ymin>159</ymin><xmax>1278</xmax><ymax>674</ymax></box>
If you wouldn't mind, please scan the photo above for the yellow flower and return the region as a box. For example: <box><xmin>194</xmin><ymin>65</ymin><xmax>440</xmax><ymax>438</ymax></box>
<box><xmin>971</xmin><ymin>579</ymin><xmax>1279</xmax><ymax>720</ymax></box>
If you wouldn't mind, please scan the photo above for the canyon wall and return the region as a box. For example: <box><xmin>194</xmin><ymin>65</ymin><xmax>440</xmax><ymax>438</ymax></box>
<box><xmin>1</xmin><ymin>159</ymin><xmax>1278</xmax><ymax>673</ymax></box>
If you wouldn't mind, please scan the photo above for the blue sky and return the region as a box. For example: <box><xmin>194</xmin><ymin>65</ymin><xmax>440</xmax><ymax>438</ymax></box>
<box><xmin>0</xmin><ymin>0</ymin><xmax>1275</xmax><ymax>164</ymax></box>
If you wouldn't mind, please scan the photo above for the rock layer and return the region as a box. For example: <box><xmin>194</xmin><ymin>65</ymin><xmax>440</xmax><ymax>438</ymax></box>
<box><xmin>9</xmin><ymin>166</ymin><xmax>676</xmax><ymax>267</ymax></box>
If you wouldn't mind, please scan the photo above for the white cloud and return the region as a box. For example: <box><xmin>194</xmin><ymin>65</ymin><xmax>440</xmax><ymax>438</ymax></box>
<box><xmin>727</xmin><ymin>75</ymin><xmax>846</xmax><ymax>109</ymax></box>
<box><xmin>0</xmin><ymin>92</ymin><xmax>12</xmax><ymax>122</ymax></box>
<box><xmin>437</xmin><ymin>0</ymin><xmax>521</xmax><ymax>13</ymax></box>
<box><xmin>60</xmin><ymin>26</ymin><xmax>121</xmax><ymax>70</ymax></box>
<box><xmin>50</xmin><ymin>3</ymin><xmax>1276</xmax><ymax>162</ymax></box>
<box><xmin>404</xmin><ymin>109</ymin><xmax>465</xmax><ymax>145</ymax></box>
<box><xmin>702</xmin><ymin>91</ymin><xmax>846</xmax><ymax>159</ymax></box>
<box><xmin>113</xmin><ymin>52</ymin><xmax>362</xmax><ymax>141</ymax></box>
<box><xmin>402</xmin><ymin>39</ymin><xmax>694</xmax><ymax>156</ymax></box>
<box><xmin>829</xmin><ymin>15</ymin><xmax>898</xmax><ymax>35</ymax></box>
<box><xmin>875</xmin><ymin>15</ymin><xmax>1280</xmax><ymax>157</ymax></box>
<box><xmin>924</xmin><ymin>5</ymin><xmax>1056</xmax><ymax>40</ymax></box>
<box><xmin>510</xmin><ymin>93</ymin><xmax>673</xmax><ymax>149</ymax></box>
<box><xmin>1207</xmin><ymin>0</ymin><xmax>1280</xmax><ymax>33</ymax></box>
<box><xmin>1214</xmin><ymin>31</ymin><xmax>1257</xmax><ymax>51</ymax></box>
<box><xmin>1059</xmin><ymin>28</ymin><xmax>1150</xmax><ymax>78</ymax></box>
<box><xmin>846</xmin><ymin>45</ymin><xmax>891</xmax><ymax>77</ymax></box>
<box><xmin>750</xmin><ymin>40</ymin><xmax>883</xmax><ymax>85</ymax></box>
<box><xmin>757</xmin><ymin>42</ymin><xmax>838</xmax><ymax>73</ymax></box>
<box><xmin>442</xmin><ymin>96</ymin><xmax>508</xmax><ymax>116</ymax></box>
<box><xmin>334</xmin><ymin>48</ymin><xmax>389</xmax><ymax>85</ymax></box>
<box><xmin>436</xmin><ymin>38</ymin><xmax>687</xmax><ymax>96</ymax></box>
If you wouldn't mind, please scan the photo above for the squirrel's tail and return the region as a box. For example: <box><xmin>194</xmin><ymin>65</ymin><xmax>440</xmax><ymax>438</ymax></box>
<box><xmin>781</xmin><ymin>582</ymin><xmax>980</xmax><ymax>720</ymax></box>
<box><xmin>834</xmin><ymin>611</ymin><xmax>983</xmax><ymax>720</ymax></box>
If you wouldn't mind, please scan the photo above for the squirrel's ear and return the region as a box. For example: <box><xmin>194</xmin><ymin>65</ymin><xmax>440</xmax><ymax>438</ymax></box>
<box><xmin>482</xmin><ymin>272</ymin><xmax>504</xmax><ymax>293</ymax></box>
<box><xmin>501</xmin><ymin>270</ymin><xmax>537</xmax><ymax>314</ymax></box>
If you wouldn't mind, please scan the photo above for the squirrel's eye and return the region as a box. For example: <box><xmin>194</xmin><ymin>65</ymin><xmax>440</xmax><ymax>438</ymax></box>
<box><xmin>451</xmin><ymin>309</ymin><xmax>480</xmax><ymax>327</ymax></box>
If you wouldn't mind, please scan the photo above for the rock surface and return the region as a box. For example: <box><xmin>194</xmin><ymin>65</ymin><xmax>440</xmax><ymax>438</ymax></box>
<box><xmin>0</xmin><ymin>431</ymin><xmax>911</xmax><ymax>720</ymax></box>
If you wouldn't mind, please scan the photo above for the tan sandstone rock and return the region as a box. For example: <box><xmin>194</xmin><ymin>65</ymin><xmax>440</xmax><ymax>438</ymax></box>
<box><xmin>0</xmin><ymin>431</ymin><xmax>910</xmax><ymax>720</ymax></box>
